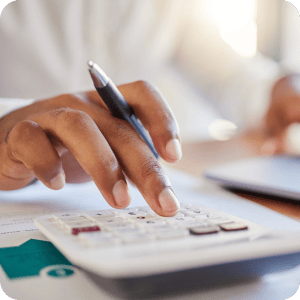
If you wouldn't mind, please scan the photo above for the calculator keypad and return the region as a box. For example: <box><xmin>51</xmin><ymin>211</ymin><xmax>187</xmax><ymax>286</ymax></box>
<box><xmin>52</xmin><ymin>204</ymin><xmax>249</xmax><ymax>247</ymax></box>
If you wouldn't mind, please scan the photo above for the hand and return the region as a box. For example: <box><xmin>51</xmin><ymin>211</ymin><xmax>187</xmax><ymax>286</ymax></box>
<box><xmin>262</xmin><ymin>75</ymin><xmax>300</xmax><ymax>154</ymax></box>
<box><xmin>0</xmin><ymin>81</ymin><xmax>182</xmax><ymax>216</ymax></box>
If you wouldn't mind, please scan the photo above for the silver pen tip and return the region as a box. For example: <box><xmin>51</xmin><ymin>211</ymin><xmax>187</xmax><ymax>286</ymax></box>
<box><xmin>87</xmin><ymin>61</ymin><xmax>109</xmax><ymax>88</ymax></box>
<box><xmin>87</xmin><ymin>61</ymin><xmax>94</xmax><ymax>69</ymax></box>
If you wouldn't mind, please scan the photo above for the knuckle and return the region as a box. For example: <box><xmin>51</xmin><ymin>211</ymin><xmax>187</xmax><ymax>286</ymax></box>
<box><xmin>8</xmin><ymin>120</ymin><xmax>38</xmax><ymax>145</ymax></box>
<box><xmin>134</xmin><ymin>80</ymin><xmax>155</xmax><ymax>93</ymax></box>
<box><xmin>50</xmin><ymin>108</ymin><xmax>92</xmax><ymax>129</ymax></box>
<box><xmin>100</xmin><ymin>155</ymin><xmax>119</xmax><ymax>171</ymax></box>
<box><xmin>111</xmin><ymin>119</ymin><xmax>137</xmax><ymax>142</ymax></box>
<box><xmin>141</xmin><ymin>158</ymin><xmax>164</xmax><ymax>180</ymax></box>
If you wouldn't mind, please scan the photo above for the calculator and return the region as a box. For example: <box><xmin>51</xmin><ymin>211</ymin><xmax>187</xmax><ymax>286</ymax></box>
<box><xmin>34</xmin><ymin>203</ymin><xmax>300</xmax><ymax>298</ymax></box>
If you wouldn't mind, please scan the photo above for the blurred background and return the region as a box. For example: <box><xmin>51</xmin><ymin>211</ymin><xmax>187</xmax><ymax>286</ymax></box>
<box><xmin>0</xmin><ymin>0</ymin><xmax>299</xmax><ymax>143</ymax></box>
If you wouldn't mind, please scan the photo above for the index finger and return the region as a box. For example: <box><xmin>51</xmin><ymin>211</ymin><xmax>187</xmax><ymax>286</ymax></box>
<box><xmin>33</xmin><ymin>108</ymin><xmax>131</xmax><ymax>208</ymax></box>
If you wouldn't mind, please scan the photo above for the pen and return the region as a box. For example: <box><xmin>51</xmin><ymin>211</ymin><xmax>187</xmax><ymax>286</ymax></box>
<box><xmin>87</xmin><ymin>61</ymin><xmax>159</xmax><ymax>158</ymax></box>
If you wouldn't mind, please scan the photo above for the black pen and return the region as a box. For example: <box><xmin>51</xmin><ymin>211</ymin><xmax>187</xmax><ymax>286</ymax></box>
<box><xmin>87</xmin><ymin>61</ymin><xmax>159</xmax><ymax>158</ymax></box>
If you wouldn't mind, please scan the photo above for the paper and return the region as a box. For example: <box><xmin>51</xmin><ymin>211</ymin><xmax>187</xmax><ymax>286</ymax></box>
<box><xmin>1</xmin><ymin>166</ymin><xmax>300</xmax><ymax>300</ymax></box>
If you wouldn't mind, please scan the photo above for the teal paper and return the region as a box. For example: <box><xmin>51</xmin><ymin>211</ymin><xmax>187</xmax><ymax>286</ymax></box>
<box><xmin>0</xmin><ymin>239</ymin><xmax>73</xmax><ymax>279</ymax></box>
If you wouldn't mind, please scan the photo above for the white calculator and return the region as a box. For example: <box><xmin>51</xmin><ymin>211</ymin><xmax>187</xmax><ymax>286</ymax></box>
<box><xmin>34</xmin><ymin>203</ymin><xmax>300</xmax><ymax>298</ymax></box>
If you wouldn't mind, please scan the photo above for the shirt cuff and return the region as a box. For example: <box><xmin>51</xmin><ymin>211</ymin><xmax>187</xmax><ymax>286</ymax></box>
<box><xmin>0</xmin><ymin>98</ymin><xmax>35</xmax><ymax>118</ymax></box>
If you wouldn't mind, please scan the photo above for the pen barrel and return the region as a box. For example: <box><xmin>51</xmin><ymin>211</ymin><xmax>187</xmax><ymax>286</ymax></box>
<box><xmin>96</xmin><ymin>80</ymin><xmax>133</xmax><ymax>119</ymax></box>
<box><xmin>96</xmin><ymin>80</ymin><xmax>158</xmax><ymax>158</ymax></box>
<box><xmin>127</xmin><ymin>114</ymin><xmax>159</xmax><ymax>158</ymax></box>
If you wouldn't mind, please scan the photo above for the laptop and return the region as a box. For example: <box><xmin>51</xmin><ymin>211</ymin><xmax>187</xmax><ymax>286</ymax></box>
<box><xmin>204</xmin><ymin>155</ymin><xmax>300</xmax><ymax>200</ymax></box>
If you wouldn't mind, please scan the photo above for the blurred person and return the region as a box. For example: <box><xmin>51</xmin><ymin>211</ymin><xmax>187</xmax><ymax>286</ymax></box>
<box><xmin>0</xmin><ymin>0</ymin><xmax>299</xmax><ymax>213</ymax></box>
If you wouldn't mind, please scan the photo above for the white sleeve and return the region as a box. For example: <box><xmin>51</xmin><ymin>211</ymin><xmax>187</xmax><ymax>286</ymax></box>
<box><xmin>0</xmin><ymin>98</ymin><xmax>35</xmax><ymax>118</ymax></box>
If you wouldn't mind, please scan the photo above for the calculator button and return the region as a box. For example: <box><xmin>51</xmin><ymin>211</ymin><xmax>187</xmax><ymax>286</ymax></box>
<box><xmin>71</xmin><ymin>225</ymin><xmax>101</xmax><ymax>236</ymax></box>
<box><xmin>112</xmin><ymin>208</ymin><xmax>138</xmax><ymax>215</ymax></box>
<box><xmin>166</xmin><ymin>216</ymin><xmax>195</xmax><ymax>225</ymax></box>
<box><xmin>156</xmin><ymin>229</ymin><xmax>189</xmax><ymax>240</ymax></box>
<box><xmin>104</xmin><ymin>222</ymin><xmax>135</xmax><ymax>231</ymax></box>
<box><xmin>135</xmin><ymin>219</ymin><xmax>167</xmax><ymax>228</ymax></box>
<box><xmin>95</xmin><ymin>217</ymin><xmax>124</xmax><ymax>225</ymax></box>
<box><xmin>194</xmin><ymin>214</ymin><xmax>222</xmax><ymax>221</ymax></box>
<box><xmin>184</xmin><ymin>210</ymin><xmax>211</xmax><ymax>217</ymax></box>
<box><xmin>83</xmin><ymin>211</ymin><xmax>114</xmax><ymax>221</ymax></box>
<box><xmin>177</xmin><ymin>220</ymin><xmax>207</xmax><ymax>229</ymax></box>
<box><xmin>189</xmin><ymin>225</ymin><xmax>220</xmax><ymax>235</ymax></box>
<box><xmin>52</xmin><ymin>212</ymin><xmax>79</xmax><ymax>221</ymax></box>
<box><xmin>159</xmin><ymin>213</ymin><xmax>185</xmax><ymax>220</ymax></box>
<box><xmin>121</xmin><ymin>232</ymin><xmax>155</xmax><ymax>244</ymax></box>
<box><xmin>130</xmin><ymin>215</ymin><xmax>156</xmax><ymax>222</ymax></box>
<box><xmin>180</xmin><ymin>204</ymin><xmax>201</xmax><ymax>210</ymax></box>
<box><xmin>118</xmin><ymin>211</ymin><xmax>147</xmax><ymax>219</ymax></box>
<box><xmin>180</xmin><ymin>203</ymin><xmax>193</xmax><ymax>209</ymax></box>
<box><xmin>147</xmin><ymin>224</ymin><xmax>176</xmax><ymax>232</ymax></box>
<box><xmin>64</xmin><ymin>221</ymin><xmax>93</xmax><ymax>230</ymax></box>
<box><xmin>208</xmin><ymin>219</ymin><xmax>234</xmax><ymax>225</ymax></box>
<box><xmin>136</xmin><ymin>207</ymin><xmax>157</xmax><ymax>215</ymax></box>
<box><xmin>220</xmin><ymin>222</ymin><xmax>248</xmax><ymax>231</ymax></box>
<box><xmin>118</xmin><ymin>207</ymin><xmax>139</xmax><ymax>211</ymax></box>
<box><xmin>57</xmin><ymin>216</ymin><xmax>87</xmax><ymax>225</ymax></box>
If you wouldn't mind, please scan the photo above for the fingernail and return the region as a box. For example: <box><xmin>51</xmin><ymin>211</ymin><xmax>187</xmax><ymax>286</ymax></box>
<box><xmin>50</xmin><ymin>172</ymin><xmax>65</xmax><ymax>190</ymax></box>
<box><xmin>159</xmin><ymin>188</ymin><xmax>180</xmax><ymax>212</ymax></box>
<box><xmin>112</xmin><ymin>180</ymin><xmax>132</xmax><ymax>207</ymax></box>
<box><xmin>166</xmin><ymin>139</ymin><xmax>182</xmax><ymax>161</ymax></box>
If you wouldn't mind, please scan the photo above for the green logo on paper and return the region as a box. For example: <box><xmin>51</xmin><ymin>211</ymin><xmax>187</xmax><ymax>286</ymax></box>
<box><xmin>47</xmin><ymin>266</ymin><xmax>74</xmax><ymax>278</ymax></box>
<box><xmin>0</xmin><ymin>239</ymin><xmax>73</xmax><ymax>279</ymax></box>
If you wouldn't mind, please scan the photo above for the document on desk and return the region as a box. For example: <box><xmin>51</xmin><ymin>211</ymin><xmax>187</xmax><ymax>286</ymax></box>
<box><xmin>1</xmin><ymin>166</ymin><xmax>300</xmax><ymax>300</ymax></box>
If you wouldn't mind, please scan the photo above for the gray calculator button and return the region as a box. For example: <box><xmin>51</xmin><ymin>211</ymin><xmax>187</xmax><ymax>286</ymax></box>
<box><xmin>220</xmin><ymin>222</ymin><xmax>248</xmax><ymax>231</ymax></box>
<box><xmin>189</xmin><ymin>225</ymin><xmax>220</xmax><ymax>235</ymax></box>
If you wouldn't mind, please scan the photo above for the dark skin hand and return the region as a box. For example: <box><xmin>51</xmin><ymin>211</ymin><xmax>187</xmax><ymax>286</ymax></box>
<box><xmin>0</xmin><ymin>80</ymin><xmax>182</xmax><ymax>216</ymax></box>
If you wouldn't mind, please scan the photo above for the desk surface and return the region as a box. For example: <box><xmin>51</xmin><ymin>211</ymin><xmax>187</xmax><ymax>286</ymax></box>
<box><xmin>164</xmin><ymin>129</ymin><xmax>300</xmax><ymax>222</ymax></box>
